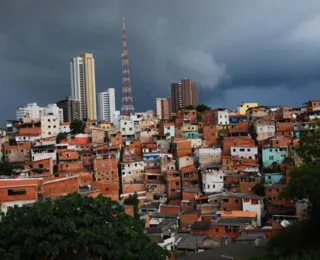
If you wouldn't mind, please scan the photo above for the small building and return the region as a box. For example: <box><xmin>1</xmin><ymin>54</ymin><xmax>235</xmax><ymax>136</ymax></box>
<box><xmin>0</xmin><ymin>178</ymin><xmax>43</xmax><ymax>214</ymax></box>
<box><xmin>201</xmin><ymin>167</ymin><xmax>225</xmax><ymax>194</ymax></box>
<box><xmin>238</xmin><ymin>102</ymin><xmax>258</xmax><ymax>115</ymax></box>
<box><xmin>230</xmin><ymin>146</ymin><xmax>258</xmax><ymax>161</ymax></box>
<box><xmin>198</xmin><ymin>147</ymin><xmax>222</xmax><ymax>166</ymax></box>
<box><xmin>241</xmin><ymin>195</ymin><xmax>265</xmax><ymax>226</ymax></box>
<box><xmin>264</xmin><ymin>173</ymin><xmax>283</xmax><ymax>184</ymax></box>
<box><xmin>262</xmin><ymin>146</ymin><xmax>288</xmax><ymax>168</ymax></box>
<box><xmin>41</xmin><ymin>115</ymin><xmax>59</xmax><ymax>138</ymax></box>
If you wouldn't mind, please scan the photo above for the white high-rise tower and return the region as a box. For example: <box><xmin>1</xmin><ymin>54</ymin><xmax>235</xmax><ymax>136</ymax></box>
<box><xmin>98</xmin><ymin>88</ymin><xmax>116</xmax><ymax>123</ymax></box>
<box><xmin>70</xmin><ymin>53</ymin><xmax>97</xmax><ymax>120</ymax></box>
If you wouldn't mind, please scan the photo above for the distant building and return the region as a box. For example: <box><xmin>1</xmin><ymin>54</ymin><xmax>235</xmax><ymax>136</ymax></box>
<box><xmin>97</xmin><ymin>88</ymin><xmax>116</xmax><ymax>123</ymax></box>
<box><xmin>56</xmin><ymin>97</ymin><xmax>80</xmax><ymax>122</ymax></box>
<box><xmin>41</xmin><ymin>115</ymin><xmax>59</xmax><ymax>139</ymax></box>
<box><xmin>154</xmin><ymin>98</ymin><xmax>171</xmax><ymax>120</ymax></box>
<box><xmin>237</xmin><ymin>102</ymin><xmax>258</xmax><ymax>115</ymax></box>
<box><xmin>16</xmin><ymin>103</ymin><xmax>63</xmax><ymax>122</ymax></box>
<box><xmin>113</xmin><ymin>111</ymin><xmax>121</xmax><ymax>128</ymax></box>
<box><xmin>171</xmin><ymin>79</ymin><xmax>197</xmax><ymax>113</ymax></box>
<box><xmin>70</xmin><ymin>53</ymin><xmax>97</xmax><ymax>120</ymax></box>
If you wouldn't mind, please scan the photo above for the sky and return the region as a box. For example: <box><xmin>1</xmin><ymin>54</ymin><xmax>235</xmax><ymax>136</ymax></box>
<box><xmin>1</xmin><ymin>0</ymin><xmax>320</xmax><ymax>124</ymax></box>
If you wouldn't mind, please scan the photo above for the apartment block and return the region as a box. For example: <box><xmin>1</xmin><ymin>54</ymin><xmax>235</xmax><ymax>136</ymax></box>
<box><xmin>171</xmin><ymin>79</ymin><xmax>197</xmax><ymax>113</ymax></box>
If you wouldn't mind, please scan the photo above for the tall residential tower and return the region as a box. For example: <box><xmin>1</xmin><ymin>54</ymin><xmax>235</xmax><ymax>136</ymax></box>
<box><xmin>171</xmin><ymin>79</ymin><xmax>197</xmax><ymax>113</ymax></box>
<box><xmin>154</xmin><ymin>98</ymin><xmax>171</xmax><ymax>120</ymax></box>
<box><xmin>120</xmin><ymin>16</ymin><xmax>135</xmax><ymax>116</ymax></box>
<box><xmin>98</xmin><ymin>88</ymin><xmax>116</xmax><ymax>123</ymax></box>
<box><xmin>70</xmin><ymin>53</ymin><xmax>97</xmax><ymax>120</ymax></box>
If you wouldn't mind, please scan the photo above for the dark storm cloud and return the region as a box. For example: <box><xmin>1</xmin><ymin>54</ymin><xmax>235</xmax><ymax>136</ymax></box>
<box><xmin>0</xmin><ymin>0</ymin><xmax>320</xmax><ymax>124</ymax></box>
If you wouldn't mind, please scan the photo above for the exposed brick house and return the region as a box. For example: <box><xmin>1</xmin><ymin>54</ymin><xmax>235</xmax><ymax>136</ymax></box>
<box><xmin>0</xmin><ymin>178</ymin><xmax>42</xmax><ymax>213</ymax></box>
<box><xmin>43</xmin><ymin>175</ymin><xmax>79</xmax><ymax>199</ymax></box>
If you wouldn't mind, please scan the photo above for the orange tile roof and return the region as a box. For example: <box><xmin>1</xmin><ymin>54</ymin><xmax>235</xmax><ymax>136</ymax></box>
<box><xmin>60</xmin><ymin>122</ymin><xmax>70</xmax><ymax>126</ymax></box>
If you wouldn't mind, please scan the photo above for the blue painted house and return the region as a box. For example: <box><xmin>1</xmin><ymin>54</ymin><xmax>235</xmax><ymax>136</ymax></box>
<box><xmin>182</xmin><ymin>131</ymin><xmax>199</xmax><ymax>139</ymax></box>
<box><xmin>262</xmin><ymin>146</ymin><xmax>289</xmax><ymax>168</ymax></box>
<box><xmin>264</xmin><ymin>173</ymin><xmax>283</xmax><ymax>184</ymax></box>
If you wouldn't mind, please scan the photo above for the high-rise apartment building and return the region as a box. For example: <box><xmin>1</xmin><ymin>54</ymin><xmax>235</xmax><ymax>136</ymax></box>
<box><xmin>16</xmin><ymin>103</ymin><xmax>64</xmax><ymax>122</ymax></box>
<box><xmin>70</xmin><ymin>53</ymin><xmax>97</xmax><ymax>120</ymax></box>
<box><xmin>171</xmin><ymin>79</ymin><xmax>197</xmax><ymax>113</ymax></box>
<box><xmin>154</xmin><ymin>98</ymin><xmax>171</xmax><ymax>120</ymax></box>
<box><xmin>56</xmin><ymin>97</ymin><xmax>81</xmax><ymax>122</ymax></box>
<box><xmin>97</xmin><ymin>89</ymin><xmax>116</xmax><ymax>123</ymax></box>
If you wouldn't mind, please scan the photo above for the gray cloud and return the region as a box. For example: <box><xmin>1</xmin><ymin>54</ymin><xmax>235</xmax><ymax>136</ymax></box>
<box><xmin>0</xmin><ymin>0</ymin><xmax>320</xmax><ymax>124</ymax></box>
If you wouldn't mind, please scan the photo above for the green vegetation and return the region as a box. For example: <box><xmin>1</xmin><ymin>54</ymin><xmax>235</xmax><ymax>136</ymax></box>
<box><xmin>0</xmin><ymin>161</ymin><xmax>13</xmax><ymax>176</ymax></box>
<box><xmin>56</xmin><ymin>132</ymin><xmax>67</xmax><ymax>143</ymax></box>
<box><xmin>252</xmin><ymin>183</ymin><xmax>265</xmax><ymax>196</ymax></box>
<box><xmin>251</xmin><ymin>121</ymin><xmax>320</xmax><ymax>259</ymax></box>
<box><xmin>0</xmin><ymin>194</ymin><xmax>169</xmax><ymax>260</ymax></box>
<box><xmin>124</xmin><ymin>192</ymin><xmax>140</xmax><ymax>220</ymax></box>
<box><xmin>179</xmin><ymin>103</ymin><xmax>211</xmax><ymax>121</ymax></box>
<box><xmin>70</xmin><ymin>119</ymin><xmax>85</xmax><ymax>135</ymax></box>
<box><xmin>195</xmin><ymin>103</ymin><xmax>211</xmax><ymax>113</ymax></box>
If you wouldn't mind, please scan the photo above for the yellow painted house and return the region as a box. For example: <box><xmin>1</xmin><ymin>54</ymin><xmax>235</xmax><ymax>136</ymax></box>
<box><xmin>238</xmin><ymin>102</ymin><xmax>258</xmax><ymax>115</ymax></box>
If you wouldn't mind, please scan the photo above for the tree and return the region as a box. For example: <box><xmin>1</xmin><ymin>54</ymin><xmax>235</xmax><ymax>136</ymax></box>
<box><xmin>265</xmin><ymin>121</ymin><xmax>320</xmax><ymax>257</ymax></box>
<box><xmin>295</xmin><ymin>121</ymin><xmax>320</xmax><ymax>165</ymax></box>
<box><xmin>183</xmin><ymin>105</ymin><xmax>194</xmax><ymax>110</ymax></box>
<box><xmin>252</xmin><ymin>183</ymin><xmax>265</xmax><ymax>196</ymax></box>
<box><xmin>124</xmin><ymin>192</ymin><xmax>140</xmax><ymax>220</ymax></box>
<box><xmin>70</xmin><ymin>119</ymin><xmax>85</xmax><ymax>135</ymax></box>
<box><xmin>196</xmin><ymin>111</ymin><xmax>202</xmax><ymax>121</ymax></box>
<box><xmin>56</xmin><ymin>132</ymin><xmax>67</xmax><ymax>143</ymax></box>
<box><xmin>0</xmin><ymin>161</ymin><xmax>13</xmax><ymax>176</ymax></box>
<box><xmin>196</xmin><ymin>103</ymin><xmax>211</xmax><ymax>113</ymax></box>
<box><xmin>0</xmin><ymin>194</ymin><xmax>169</xmax><ymax>260</ymax></box>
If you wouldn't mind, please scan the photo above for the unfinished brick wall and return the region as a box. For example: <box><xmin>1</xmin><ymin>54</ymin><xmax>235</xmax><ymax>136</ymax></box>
<box><xmin>0</xmin><ymin>185</ymin><xmax>38</xmax><ymax>202</ymax></box>
<box><xmin>91</xmin><ymin>181</ymin><xmax>119</xmax><ymax>201</ymax></box>
<box><xmin>58</xmin><ymin>161</ymin><xmax>83</xmax><ymax>172</ymax></box>
<box><xmin>180</xmin><ymin>211</ymin><xmax>199</xmax><ymax>228</ymax></box>
<box><xmin>43</xmin><ymin>176</ymin><xmax>79</xmax><ymax>199</ymax></box>
<box><xmin>221</xmin><ymin>196</ymin><xmax>242</xmax><ymax>211</ymax></box>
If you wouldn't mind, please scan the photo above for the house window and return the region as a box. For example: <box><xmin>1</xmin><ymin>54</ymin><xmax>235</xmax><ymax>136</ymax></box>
<box><xmin>8</xmin><ymin>189</ymin><xmax>26</xmax><ymax>196</ymax></box>
<box><xmin>269</xmin><ymin>156</ymin><xmax>274</xmax><ymax>160</ymax></box>
<box><xmin>207</xmin><ymin>184</ymin><xmax>210</xmax><ymax>189</ymax></box>
<box><xmin>235</xmin><ymin>199</ymin><xmax>239</xmax><ymax>203</ymax></box>
<box><xmin>176</xmin><ymin>182</ymin><xmax>179</xmax><ymax>186</ymax></box>
<box><xmin>247</xmin><ymin>149</ymin><xmax>251</xmax><ymax>152</ymax></box>
<box><xmin>240</xmin><ymin>148</ymin><xmax>245</xmax><ymax>152</ymax></box>
<box><xmin>251</xmin><ymin>199</ymin><xmax>259</xmax><ymax>205</ymax></box>
<box><xmin>233</xmin><ymin>149</ymin><xmax>236</xmax><ymax>152</ymax></box>
<box><xmin>216</xmin><ymin>228</ymin><xmax>219</xmax><ymax>232</ymax></box>
<box><xmin>39</xmin><ymin>164</ymin><xmax>43</xmax><ymax>168</ymax></box>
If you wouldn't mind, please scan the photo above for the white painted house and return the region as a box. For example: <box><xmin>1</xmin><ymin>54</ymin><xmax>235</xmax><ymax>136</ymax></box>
<box><xmin>202</xmin><ymin>168</ymin><xmax>225</xmax><ymax>193</ymax></box>
<box><xmin>230</xmin><ymin>146</ymin><xmax>258</xmax><ymax>160</ymax></box>
<box><xmin>242</xmin><ymin>195</ymin><xmax>264</xmax><ymax>226</ymax></box>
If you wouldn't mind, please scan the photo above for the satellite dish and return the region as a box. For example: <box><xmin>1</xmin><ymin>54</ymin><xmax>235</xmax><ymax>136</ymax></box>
<box><xmin>281</xmin><ymin>220</ymin><xmax>290</xmax><ymax>227</ymax></box>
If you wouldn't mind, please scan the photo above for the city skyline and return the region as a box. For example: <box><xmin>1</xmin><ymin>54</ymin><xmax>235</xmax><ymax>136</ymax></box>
<box><xmin>1</xmin><ymin>1</ymin><xmax>320</xmax><ymax>124</ymax></box>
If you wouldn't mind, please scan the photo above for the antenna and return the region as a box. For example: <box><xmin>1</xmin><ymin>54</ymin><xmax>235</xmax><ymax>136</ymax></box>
<box><xmin>121</xmin><ymin>15</ymin><xmax>135</xmax><ymax>116</ymax></box>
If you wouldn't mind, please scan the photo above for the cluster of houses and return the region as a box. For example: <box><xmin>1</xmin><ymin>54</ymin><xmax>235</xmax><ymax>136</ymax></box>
<box><xmin>0</xmin><ymin>100</ymin><xmax>319</xmax><ymax>253</ymax></box>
